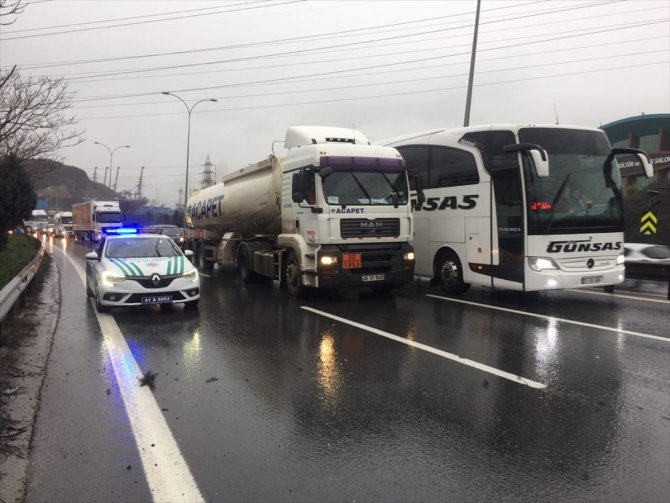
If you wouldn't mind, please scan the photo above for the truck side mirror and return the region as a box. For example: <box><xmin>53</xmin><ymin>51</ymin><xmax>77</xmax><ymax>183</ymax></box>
<box><xmin>413</xmin><ymin>175</ymin><xmax>426</xmax><ymax>205</ymax></box>
<box><xmin>292</xmin><ymin>172</ymin><xmax>305</xmax><ymax>203</ymax></box>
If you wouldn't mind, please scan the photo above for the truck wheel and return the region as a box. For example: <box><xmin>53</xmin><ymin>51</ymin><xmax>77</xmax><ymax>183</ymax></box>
<box><xmin>284</xmin><ymin>251</ymin><xmax>304</xmax><ymax>297</ymax></box>
<box><xmin>238</xmin><ymin>247</ymin><xmax>259</xmax><ymax>283</ymax></box>
<box><xmin>197</xmin><ymin>244</ymin><xmax>214</xmax><ymax>273</ymax></box>
<box><xmin>436</xmin><ymin>251</ymin><xmax>470</xmax><ymax>295</ymax></box>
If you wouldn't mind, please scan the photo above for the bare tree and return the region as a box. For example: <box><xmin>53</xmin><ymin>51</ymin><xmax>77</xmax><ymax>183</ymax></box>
<box><xmin>0</xmin><ymin>0</ymin><xmax>26</xmax><ymax>24</ymax></box>
<box><xmin>0</xmin><ymin>65</ymin><xmax>85</xmax><ymax>160</ymax></box>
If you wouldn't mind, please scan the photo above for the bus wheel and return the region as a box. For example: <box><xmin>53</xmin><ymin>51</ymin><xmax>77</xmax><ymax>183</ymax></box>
<box><xmin>436</xmin><ymin>252</ymin><xmax>470</xmax><ymax>295</ymax></box>
<box><xmin>197</xmin><ymin>244</ymin><xmax>214</xmax><ymax>273</ymax></box>
<box><xmin>284</xmin><ymin>250</ymin><xmax>304</xmax><ymax>297</ymax></box>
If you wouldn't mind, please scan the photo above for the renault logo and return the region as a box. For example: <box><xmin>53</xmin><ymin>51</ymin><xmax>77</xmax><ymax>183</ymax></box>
<box><xmin>151</xmin><ymin>273</ymin><xmax>161</xmax><ymax>285</ymax></box>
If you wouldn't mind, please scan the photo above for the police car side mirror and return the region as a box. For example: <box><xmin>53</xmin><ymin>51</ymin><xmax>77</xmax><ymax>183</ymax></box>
<box><xmin>184</xmin><ymin>249</ymin><xmax>194</xmax><ymax>258</ymax></box>
<box><xmin>85</xmin><ymin>251</ymin><xmax>99</xmax><ymax>260</ymax></box>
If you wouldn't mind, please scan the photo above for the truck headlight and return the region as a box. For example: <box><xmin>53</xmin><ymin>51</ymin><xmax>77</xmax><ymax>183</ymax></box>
<box><xmin>403</xmin><ymin>251</ymin><xmax>415</xmax><ymax>263</ymax></box>
<box><xmin>182</xmin><ymin>268</ymin><xmax>199</xmax><ymax>282</ymax></box>
<box><xmin>319</xmin><ymin>255</ymin><xmax>338</xmax><ymax>266</ymax></box>
<box><xmin>616</xmin><ymin>254</ymin><xmax>625</xmax><ymax>265</ymax></box>
<box><xmin>528</xmin><ymin>257</ymin><xmax>558</xmax><ymax>271</ymax></box>
<box><xmin>102</xmin><ymin>271</ymin><xmax>126</xmax><ymax>286</ymax></box>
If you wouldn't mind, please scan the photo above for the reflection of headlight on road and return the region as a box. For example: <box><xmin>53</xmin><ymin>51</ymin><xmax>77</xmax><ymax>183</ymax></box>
<box><xmin>182</xmin><ymin>268</ymin><xmax>199</xmax><ymax>282</ymax></box>
<box><xmin>102</xmin><ymin>271</ymin><xmax>126</xmax><ymax>286</ymax></box>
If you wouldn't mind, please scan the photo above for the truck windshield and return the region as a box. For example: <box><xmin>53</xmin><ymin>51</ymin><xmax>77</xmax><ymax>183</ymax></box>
<box><xmin>98</xmin><ymin>212</ymin><xmax>123</xmax><ymax>224</ymax></box>
<box><xmin>519</xmin><ymin>128</ymin><xmax>623</xmax><ymax>234</ymax></box>
<box><xmin>60</xmin><ymin>216</ymin><xmax>73</xmax><ymax>224</ymax></box>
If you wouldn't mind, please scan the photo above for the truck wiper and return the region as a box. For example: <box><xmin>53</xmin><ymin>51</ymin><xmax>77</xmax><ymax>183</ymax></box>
<box><xmin>349</xmin><ymin>172</ymin><xmax>372</xmax><ymax>204</ymax></box>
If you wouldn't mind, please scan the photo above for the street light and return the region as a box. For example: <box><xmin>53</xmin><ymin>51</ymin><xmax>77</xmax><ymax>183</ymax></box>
<box><xmin>93</xmin><ymin>141</ymin><xmax>130</xmax><ymax>189</ymax></box>
<box><xmin>161</xmin><ymin>92</ymin><xmax>218</xmax><ymax>206</ymax></box>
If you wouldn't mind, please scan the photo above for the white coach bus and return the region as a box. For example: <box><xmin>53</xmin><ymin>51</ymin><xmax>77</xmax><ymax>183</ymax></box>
<box><xmin>381</xmin><ymin>124</ymin><xmax>653</xmax><ymax>293</ymax></box>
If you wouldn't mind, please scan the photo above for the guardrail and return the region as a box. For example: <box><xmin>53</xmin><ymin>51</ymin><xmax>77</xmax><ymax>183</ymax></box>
<box><xmin>0</xmin><ymin>241</ymin><xmax>45</xmax><ymax>339</ymax></box>
<box><xmin>613</xmin><ymin>264</ymin><xmax>670</xmax><ymax>300</ymax></box>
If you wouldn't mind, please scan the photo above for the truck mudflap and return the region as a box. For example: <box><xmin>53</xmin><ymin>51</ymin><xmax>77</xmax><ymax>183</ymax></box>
<box><xmin>314</xmin><ymin>243</ymin><xmax>414</xmax><ymax>288</ymax></box>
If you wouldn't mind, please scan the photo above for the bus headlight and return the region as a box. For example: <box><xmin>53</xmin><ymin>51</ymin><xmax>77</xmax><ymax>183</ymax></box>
<box><xmin>319</xmin><ymin>255</ymin><xmax>338</xmax><ymax>266</ymax></box>
<box><xmin>528</xmin><ymin>257</ymin><xmax>558</xmax><ymax>271</ymax></box>
<box><xmin>616</xmin><ymin>254</ymin><xmax>625</xmax><ymax>265</ymax></box>
<box><xmin>403</xmin><ymin>251</ymin><xmax>415</xmax><ymax>263</ymax></box>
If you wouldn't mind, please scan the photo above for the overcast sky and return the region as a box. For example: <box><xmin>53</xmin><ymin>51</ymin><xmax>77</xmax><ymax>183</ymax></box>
<box><xmin>1</xmin><ymin>0</ymin><xmax>668</xmax><ymax>207</ymax></box>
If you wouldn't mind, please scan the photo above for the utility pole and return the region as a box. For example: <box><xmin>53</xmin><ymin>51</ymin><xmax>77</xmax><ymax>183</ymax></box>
<box><xmin>463</xmin><ymin>0</ymin><xmax>481</xmax><ymax>127</ymax></box>
<box><xmin>92</xmin><ymin>166</ymin><xmax>98</xmax><ymax>183</ymax></box>
<box><xmin>113</xmin><ymin>166</ymin><xmax>120</xmax><ymax>192</ymax></box>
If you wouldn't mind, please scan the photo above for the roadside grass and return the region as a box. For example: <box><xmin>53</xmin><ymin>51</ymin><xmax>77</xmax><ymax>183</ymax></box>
<box><xmin>0</xmin><ymin>234</ymin><xmax>40</xmax><ymax>290</ymax></box>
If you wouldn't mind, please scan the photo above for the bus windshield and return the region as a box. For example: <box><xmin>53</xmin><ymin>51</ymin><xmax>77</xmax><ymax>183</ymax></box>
<box><xmin>520</xmin><ymin>128</ymin><xmax>622</xmax><ymax>234</ymax></box>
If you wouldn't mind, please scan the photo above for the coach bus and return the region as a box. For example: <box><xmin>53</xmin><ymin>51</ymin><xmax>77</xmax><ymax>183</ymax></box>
<box><xmin>381</xmin><ymin>124</ymin><xmax>653</xmax><ymax>293</ymax></box>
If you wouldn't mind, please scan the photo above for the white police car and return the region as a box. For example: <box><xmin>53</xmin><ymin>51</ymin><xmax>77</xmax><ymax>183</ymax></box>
<box><xmin>85</xmin><ymin>228</ymin><xmax>200</xmax><ymax>312</ymax></box>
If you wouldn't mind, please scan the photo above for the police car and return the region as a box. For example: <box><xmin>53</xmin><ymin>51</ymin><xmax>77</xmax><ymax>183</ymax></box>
<box><xmin>85</xmin><ymin>228</ymin><xmax>200</xmax><ymax>312</ymax></box>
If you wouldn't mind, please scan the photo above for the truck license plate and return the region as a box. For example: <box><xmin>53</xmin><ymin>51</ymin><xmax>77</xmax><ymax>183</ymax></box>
<box><xmin>581</xmin><ymin>276</ymin><xmax>603</xmax><ymax>285</ymax></box>
<box><xmin>141</xmin><ymin>295</ymin><xmax>172</xmax><ymax>305</ymax></box>
<box><xmin>343</xmin><ymin>253</ymin><xmax>362</xmax><ymax>269</ymax></box>
<box><xmin>362</xmin><ymin>274</ymin><xmax>385</xmax><ymax>282</ymax></box>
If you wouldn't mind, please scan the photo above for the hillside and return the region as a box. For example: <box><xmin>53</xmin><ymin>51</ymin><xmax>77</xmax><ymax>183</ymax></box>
<box><xmin>23</xmin><ymin>159</ymin><xmax>119</xmax><ymax>211</ymax></box>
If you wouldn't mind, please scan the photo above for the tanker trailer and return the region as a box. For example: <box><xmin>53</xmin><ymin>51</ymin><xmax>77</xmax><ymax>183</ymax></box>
<box><xmin>183</xmin><ymin>125</ymin><xmax>417</xmax><ymax>296</ymax></box>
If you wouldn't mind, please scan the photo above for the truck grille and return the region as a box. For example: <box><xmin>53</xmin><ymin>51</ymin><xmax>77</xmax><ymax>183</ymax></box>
<box><xmin>340</xmin><ymin>218</ymin><xmax>400</xmax><ymax>238</ymax></box>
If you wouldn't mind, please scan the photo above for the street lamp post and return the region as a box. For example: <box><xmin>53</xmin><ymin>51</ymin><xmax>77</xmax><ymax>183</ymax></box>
<box><xmin>93</xmin><ymin>142</ymin><xmax>130</xmax><ymax>189</ymax></box>
<box><xmin>161</xmin><ymin>92</ymin><xmax>218</xmax><ymax>206</ymax></box>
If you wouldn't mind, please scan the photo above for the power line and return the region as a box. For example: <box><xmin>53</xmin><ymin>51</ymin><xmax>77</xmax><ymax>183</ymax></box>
<box><xmin>69</xmin><ymin>18</ymin><xmax>669</xmax><ymax>104</ymax></box>
<box><xmin>0</xmin><ymin>0</ymin><xmax>304</xmax><ymax>41</ymax></box>
<box><xmin>75</xmin><ymin>60</ymin><xmax>669</xmax><ymax>121</ymax></box>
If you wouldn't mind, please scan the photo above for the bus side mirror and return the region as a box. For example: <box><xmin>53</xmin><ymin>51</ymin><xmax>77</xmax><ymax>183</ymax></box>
<box><xmin>604</xmin><ymin>148</ymin><xmax>654</xmax><ymax>181</ymax></box>
<box><xmin>503</xmin><ymin>143</ymin><xmax>549</xmax><ymax>177</ymax></box>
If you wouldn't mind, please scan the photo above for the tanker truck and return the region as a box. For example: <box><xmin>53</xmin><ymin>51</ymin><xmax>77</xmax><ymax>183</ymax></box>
<box><xmin>183</xmin><ymin>126</ymin><xmax>417</xmax><ymax>296</ymax></box>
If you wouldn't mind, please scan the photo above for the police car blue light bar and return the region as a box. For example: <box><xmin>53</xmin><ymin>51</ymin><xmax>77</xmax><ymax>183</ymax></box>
<box><xmin>104</xmin><ymin>227</ymin><xmax>138</xmax><ymax>235</ymax></box>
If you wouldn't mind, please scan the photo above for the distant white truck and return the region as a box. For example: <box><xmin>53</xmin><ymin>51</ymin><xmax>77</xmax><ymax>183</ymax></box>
<box><xmin>72</xmin><ymin>200</ymin><xmax>123</xmax><ymax>242</ymax></box>
<box><xmin>24</xmin><ymin>209</ymin><xmax>48</xmax><ymax>233</ymax></box>
<box><xmin>53</xmin><ymin>211</ymin><xmax>74</xmax><ymax>237</ymax></box>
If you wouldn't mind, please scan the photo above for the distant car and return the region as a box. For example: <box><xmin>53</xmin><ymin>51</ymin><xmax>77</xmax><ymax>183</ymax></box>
<box><xmin>142</xmin><ymin>224</ymin><xmax>185</xmax><ymax>247</ymax></box>
<box><xmin>85</xmin><ymin>229</ymin><xmax>200</xmax><ymax>312</ymax></box>
<box><xmin>623</xmin><ymin>243</ymin><xmax>670</xmax><ymax>279</ymax></box>
<box><xmin>46</xmin><ymin>224</ymin><xmax>56</xmax><ymax>235</ymax></box>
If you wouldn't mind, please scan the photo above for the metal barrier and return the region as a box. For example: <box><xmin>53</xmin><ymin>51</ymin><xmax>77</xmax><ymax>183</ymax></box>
<box><xmin>0</xmin><ymin>241</ymin><xmax>45</xmax><ymax>339</ymax></box>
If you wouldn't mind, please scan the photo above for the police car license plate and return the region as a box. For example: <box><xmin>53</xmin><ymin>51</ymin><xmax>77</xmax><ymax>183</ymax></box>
<box><xmin>362</xmin><ymin>274</ymin><xmax>385</xmax><ymax>282</ymax></box>
<box><xmin>141</xmin><ymin>295</ymin><xmax>172</xmax><ymax>305</ymax></box>
<box><xmin>581</xmin><ymin>276</ymin><xmax>603</xmax><ymax>285</ymax></box>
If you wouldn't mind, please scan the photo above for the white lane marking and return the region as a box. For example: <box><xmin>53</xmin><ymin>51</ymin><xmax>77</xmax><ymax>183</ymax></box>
<box><xmin>426</xmin><ymin>294</ymin><xmax>669</xmax><ymax>343</ymax></box>
<box><xmin>63</xmin><ymin>252</ymin><xmax>204</xmax><ymax>503</ymax></box>
<box><xmin>569</xmin><ymin>288</ymin><xmax>670</xmax><ymax>304</ymax></box>
<box><xmin>301</xmin><ymin>306</ymin><xmax>546</xmax><ymax>390</ymax></box>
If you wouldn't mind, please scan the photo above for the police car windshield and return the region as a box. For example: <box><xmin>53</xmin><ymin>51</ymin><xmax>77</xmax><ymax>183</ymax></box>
<box><xmin>106</xmin><ymin>237</ymin><xmax>182</xmax><ymax>258</ymax></box>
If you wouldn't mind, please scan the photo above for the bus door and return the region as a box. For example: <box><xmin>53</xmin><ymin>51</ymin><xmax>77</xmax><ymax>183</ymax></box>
<box><xmin>490</xmin><ymin>166</ymin><xmax>525</xmax><ymax>287</ymax></box>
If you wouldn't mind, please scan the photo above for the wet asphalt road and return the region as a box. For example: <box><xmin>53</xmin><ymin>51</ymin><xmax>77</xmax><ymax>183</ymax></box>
<box><xmin>25</xmin><ymin>237</ymin><xmax>670</xmax><ymax>502</ymax></box>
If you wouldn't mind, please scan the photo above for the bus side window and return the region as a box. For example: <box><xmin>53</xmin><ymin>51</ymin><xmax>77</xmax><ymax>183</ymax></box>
<box><xmin>429</xmin><ymin>146</ymin><xmax>479</xmax><ymax>188</ymax></box>
<box><xmin>397</xmin><ymin>145</ymin><xmax>430</xmax><ymax>191</ymax></box>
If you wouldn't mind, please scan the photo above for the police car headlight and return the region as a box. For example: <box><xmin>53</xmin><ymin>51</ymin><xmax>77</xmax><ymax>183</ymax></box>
<box><xmin>616</xmin><ymin>254</ymin><xmax>625</xmax><ymax>265</ymax></box>
<box><xmin>183</xmin><ymin>268</ymin><xmax>199</xmax><ymax>282</ymax></box>
<box><xmin>102</xmin><ymin>271</ymin><xmax>126</xmax><ymax>286</ymax></box>
<box><xmin>528</xmin><ymin>257</ymin><xmax>558</xmax><ymax>271</ymax></box>
<box><xmin>319</xmin><ymin>255</ymin><xmax>338</xmax><ymax>266</ymax></box>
